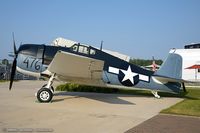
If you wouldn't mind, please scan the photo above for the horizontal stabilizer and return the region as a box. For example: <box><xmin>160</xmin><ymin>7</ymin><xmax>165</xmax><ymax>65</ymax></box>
<box><xmin>153</xmin><ymin>75</ymin><xmax>185</xmax><ymax>83</ymax></box>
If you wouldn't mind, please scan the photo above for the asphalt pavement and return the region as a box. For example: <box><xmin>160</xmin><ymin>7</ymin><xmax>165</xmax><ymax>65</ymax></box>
<box><xmin>125</xmin><ymin>114</ymin><xmax>200</xmax><ymax>133</ymax></box>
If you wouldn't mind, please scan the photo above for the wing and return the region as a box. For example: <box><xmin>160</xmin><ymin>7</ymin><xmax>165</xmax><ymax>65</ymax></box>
<box><xmin>47</xmin><ymin>51</ymin><xmax>104</xmax><ymax>80</ymax></box>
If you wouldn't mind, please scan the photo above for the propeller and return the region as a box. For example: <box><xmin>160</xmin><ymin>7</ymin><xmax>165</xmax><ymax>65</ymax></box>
<box><xmin>9</xmin><ymin>33</ymin><xmax>18</xmax><ymax>90</ymax></box>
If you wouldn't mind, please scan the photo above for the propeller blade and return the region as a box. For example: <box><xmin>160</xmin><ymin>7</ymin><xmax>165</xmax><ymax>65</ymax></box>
<box><xmin>9</xmin><ymin>58</ymin><xmax>17</xmax><ymax>90</ymax></box>
<box><xmin>9</xmin><ymin>32</ymin><xmax>18</xmax><ymax>90</ymax></box>
<box><xmin>12</xmin><ymin>32</ymin><xmax>17</xmax><ymax>55</ymax></box>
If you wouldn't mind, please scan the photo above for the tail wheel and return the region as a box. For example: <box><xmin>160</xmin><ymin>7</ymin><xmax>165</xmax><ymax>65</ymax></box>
<box><xmin>37</xmin><ymin>88</ymin><xmax>53</xmax><ymax>103</ymax></box>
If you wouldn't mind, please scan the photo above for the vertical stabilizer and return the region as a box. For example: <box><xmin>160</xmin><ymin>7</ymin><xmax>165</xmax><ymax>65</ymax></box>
<box><xmin>154</xmin><ymin>49</ymin><xmax>182</xmax><ymax>79</ymax></box>
<box><xmin>155</xmin><ymin>48</ymin><xmax>200</xmax><ymax>82</ymax></box>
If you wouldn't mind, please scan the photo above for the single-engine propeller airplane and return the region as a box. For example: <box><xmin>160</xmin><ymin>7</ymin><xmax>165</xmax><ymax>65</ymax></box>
<box><xmin>9</xmin><ymin>34</ymin><xmax>200</xmax><ymax>102</ymax></box>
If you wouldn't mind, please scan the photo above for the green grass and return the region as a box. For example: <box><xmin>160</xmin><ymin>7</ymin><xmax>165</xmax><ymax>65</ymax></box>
<box><xmin>161</xmin><ymin>89</ymin><xmax>200</xmax><ymax>117</ymax></box>
<box><xmin>0</xmin><ymin>80</ymin><xmax>18</xmax><ymax>83</ymax></box>
<box><xmin>0</xmin><ymin>80</ymin><xmax>8</xmax><ymax>83</ymax></box>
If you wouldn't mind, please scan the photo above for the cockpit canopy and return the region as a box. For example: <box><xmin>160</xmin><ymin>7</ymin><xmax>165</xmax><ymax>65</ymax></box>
<box><xmin>70</xmin><ymin>43</ymin><xmax>96</xmax><ymax>55</ymax></box>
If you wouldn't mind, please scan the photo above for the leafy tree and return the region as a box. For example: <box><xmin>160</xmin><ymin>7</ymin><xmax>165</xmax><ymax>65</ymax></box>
<box><xmin>130</xmin><ymin>58</ymin><xmax>163</xmax><ymax>66</ymax></box>
<box><xmin>2</xmin><ymin>59</ymin><xmax>9</xmax><ymax>65</ymax></box>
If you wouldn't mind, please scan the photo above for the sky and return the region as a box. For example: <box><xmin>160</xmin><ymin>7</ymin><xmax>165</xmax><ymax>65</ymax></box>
<box><xmin>0</xmin><ymin>0</ymin><xmax>200</xmax><ymax>60</ymax></box>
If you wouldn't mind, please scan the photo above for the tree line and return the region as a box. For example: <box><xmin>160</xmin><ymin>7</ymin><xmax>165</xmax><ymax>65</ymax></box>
<box><xmin>129</xmin><ymin>58</ymin><xmax>163</xmax><ymax>66</ymax></box>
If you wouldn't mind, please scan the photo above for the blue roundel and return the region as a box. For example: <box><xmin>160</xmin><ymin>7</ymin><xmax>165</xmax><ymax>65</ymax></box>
<box><xmin>118</xmin><ymin>69</ymin><xmax>139</xmax><ymax>87</ymax></box>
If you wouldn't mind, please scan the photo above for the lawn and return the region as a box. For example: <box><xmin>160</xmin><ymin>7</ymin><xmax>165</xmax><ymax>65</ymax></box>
<box><xmin>0</xmin><ymin>80</ymin><xmax>8</xmax><ymax>83</ymax></box>
<box><xmin>161</xmin><ymin>88</ymin><xmax>200</xmax><ymax>117</ymax></box>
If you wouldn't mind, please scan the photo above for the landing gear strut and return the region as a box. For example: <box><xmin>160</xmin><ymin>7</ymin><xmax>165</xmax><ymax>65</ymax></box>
<box><xmin>37</xmin><ymin>73</ymin><xmax>56</xmax><ymax>103</ymax></box>
<box><xmin>151</xmin><ymin>90</ymin><xmax>160</xmax><ymax>99</ymax></box>
<box><xmin>182</xmin><ymin>83</ymin><xmax>187</xmax><ymax>92</ymax></box>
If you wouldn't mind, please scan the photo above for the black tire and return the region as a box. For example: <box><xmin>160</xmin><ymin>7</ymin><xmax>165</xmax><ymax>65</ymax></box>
<box><xmin>37</xmin><ymin>88</ymin><xmax>53</xmax><ymax>103</ymax></box>
<box><xmin>51</xmin><ymin>86</ymin><xmax>55</xmax><ymax>92</ymax></box>
<box><xmin>42</xmin><ymin>84</ymin><xmax>54</xmax><ymax>92</ymax></box>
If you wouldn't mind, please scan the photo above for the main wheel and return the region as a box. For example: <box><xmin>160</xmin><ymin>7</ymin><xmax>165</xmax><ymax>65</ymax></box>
<box><xmin>42</xmin><ymin>84</ymin><xmax>54</xmax><ymax>92</ymax></box>
<box><xmin>37</xmin><ymin>88</ymin><xmax>53</xmax><ymax>103</ymax></box>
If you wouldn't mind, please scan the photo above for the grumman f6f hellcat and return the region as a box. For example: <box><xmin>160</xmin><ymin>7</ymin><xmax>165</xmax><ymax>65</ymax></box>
<box><xmin>9</xmin><ymin>35</ymin><xmax>200</xmax><ymax>102</ymax></box>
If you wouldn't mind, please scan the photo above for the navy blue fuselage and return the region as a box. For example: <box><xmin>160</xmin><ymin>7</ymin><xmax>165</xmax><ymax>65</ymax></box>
<box><xmin>16</xmin><ymin>43</ymin><xmax>181</xmax><ymax>94</ymax></box>
<box><xmin>17</xmin><ymin>43</ymin><xmax>154</xmax><ymax>76</ymax></box>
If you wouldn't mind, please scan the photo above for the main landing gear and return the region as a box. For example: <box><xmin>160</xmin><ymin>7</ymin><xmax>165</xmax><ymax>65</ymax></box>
<box><xmin>36</xmin><ymin>73</ymin><xmax>56</xmax><ymax>103</ymax></box>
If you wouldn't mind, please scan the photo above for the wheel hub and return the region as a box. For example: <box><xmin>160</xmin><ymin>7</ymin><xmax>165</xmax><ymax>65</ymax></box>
<box><xmin>40</xmin><ymin>91</ymin><xmax>49</xmax><ymax>101</ymax></box>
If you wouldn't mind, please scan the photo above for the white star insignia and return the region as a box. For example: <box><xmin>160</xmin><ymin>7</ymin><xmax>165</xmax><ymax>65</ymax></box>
<box><xmin>121</xmin><ymin>66</ymin><xmax>138</xmax><ymax>84</ymax></box>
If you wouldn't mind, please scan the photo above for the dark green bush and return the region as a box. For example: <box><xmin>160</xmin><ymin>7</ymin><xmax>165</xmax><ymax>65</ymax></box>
<box><xmin>56</xmin><ymin>83</ymin><xmax>119</xmax><ymax>93</ymax></box>
<box><xmin>56</xmin><ymin>83</ymin><xmax>186</xmax><ymax>97</ymax></box>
